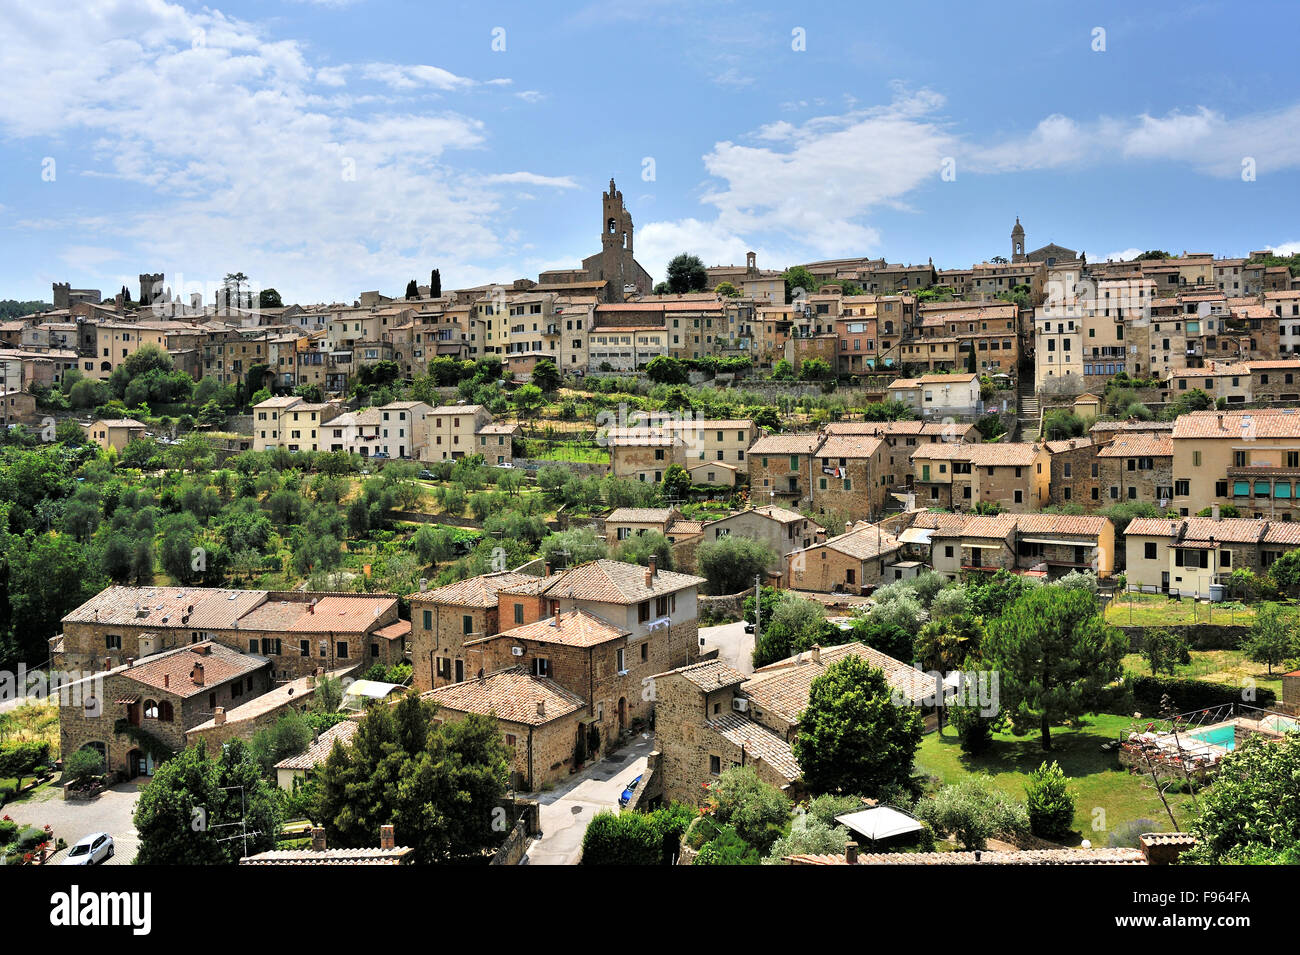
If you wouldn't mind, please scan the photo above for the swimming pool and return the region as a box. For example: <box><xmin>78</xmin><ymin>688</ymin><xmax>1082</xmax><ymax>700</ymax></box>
<box><xmin>1190</xmin><ymin>727</ymin><xmax>1237</xmax><ymax>748</ymax></box>
<box><xmin>1188</xmin><ymin>725</ymin><xmax>1236</xmax><ymax>750</ymax></box>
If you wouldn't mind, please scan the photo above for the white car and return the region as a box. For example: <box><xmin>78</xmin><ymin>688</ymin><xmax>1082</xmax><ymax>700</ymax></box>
<box><xmin>62</xmin><ymin>832</ymin><xmax>113</xmax><ymax>865</ymax></box>
<box><xmin>494</xmin><ymin>462</ymin><xmax>515</xmax><ymax>469</ymax></box>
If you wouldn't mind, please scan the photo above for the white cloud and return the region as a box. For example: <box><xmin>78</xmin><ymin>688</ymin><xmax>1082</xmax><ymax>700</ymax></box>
<box><xmin>688</xmin><ymin>87</ymin><xmax>954</xmax><ymax>257</ymax></box>
<box><xmin>481</xmin><ymin>172</ymin><xmax>579</xmax><ymax>189</ymax></box>
<box><xmin>0</xmin><ymin>0</ymin><xmax>569</xmax><ymax>302</ymax></box>
<box><xmin>1268</xmin><ymin>241</ymin><xmax>1300</xmax><ymax>256</ymax></box>
<box><xmin>1101</xmin><ymin>248</ymin><xmax>1144</xmax><ymax>263</ymax></box>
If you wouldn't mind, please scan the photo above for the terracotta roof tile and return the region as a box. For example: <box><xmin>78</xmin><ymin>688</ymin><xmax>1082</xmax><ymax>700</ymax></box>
<box><xmin>706</xmin><ymin>713</ymin><xmax>801</xmax><ymax>781</ymax></box>
<box><xmin>1096</xmin><ymin>434</ymin><xmax>1173</xmax><ymax>458</ymax></box>
<box><xmin>540</xmin><ymin>559</ymin><xmax>704</xmax><ymax>604</ymax></box>
<box><xmin>422</xmin><ymin>667</ymin><xmax>585</xmax><ymax>724</ymax></box>
<box><xmin>125</xmin><ymin>642</ymin><xmax>267</xmax><ymax>699</ymax></box>
<box><xmin>746</xmin><ymin>643</ymin><xmax>937</xmax><ymax>720</ymax></box>
<box><xmin>492</xmin><ymin>609</ymin><xmax>628</xmax><ymax>648</ymax></box>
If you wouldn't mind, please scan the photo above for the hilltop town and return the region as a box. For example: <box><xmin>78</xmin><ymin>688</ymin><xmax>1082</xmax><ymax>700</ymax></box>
<box><xmin>1</xmin><ymin>181</ymin><xmax>1299</xmax><ymax>872</ymax></box>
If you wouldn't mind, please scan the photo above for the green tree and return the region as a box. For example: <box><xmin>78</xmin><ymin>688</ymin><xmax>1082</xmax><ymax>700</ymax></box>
<box><xmin>315</xmin><ymin>694</ymin><xmax>510</xmax><ymax>863</ymax></box>
<box><xmin>697</xmin><ymin>534</ymin><xmax>777</xmax><ymax>596</ymax></box>
<box><xmin>1243</xmin><ymin>603</ymin><xmax>1296</xmax><ymax>675</ymax></box>
<box><xmin>706</xmin><ymin>766</ymin><xmax>791</xmax><ymax>851</ymax></box>
<box><xmin>981</xmin><ymin>586</ymin><xmax>1126</xmax><ymax>750</ymax></box>
<box><xmin>799</xmin><ymin>357</ymin><xmax>833</xmax><ymax>381</ymax></box>
<box><xmin>1184</xmin><ymin>734</ymin><xmax>1300</xmax><ymax>864</ymax></box>
<box><xmin>530</xmin><ymin>358</ymin><xmax>561</xmax><ymax>393</ymax></box>
<box><xmin>259</xmin><ymin>288</ymin><xmax>283</xmax><ymax>309</ymax></box>
<box><xmin>793</xmin><ymin>655</ymin><xmax>924</xmax><ymax>795</ymax></box>
<box><xmin>612</xmin><ymin>530</ymin><xmax>673</xmax><ymax>570</ymax></box>
<box><xmin>665</xmin><ymin>253</ymin><xmax>707</xmax><ymax>294</ymax></box>
<box><xmin>782</xmin><ymin>265</ymin><xmax>821</xmax><ymax>302</ymax></box>
<box><xmin>1141</xmin><ymin>626</ymin><xmax>1191</xmax><ymax>676</ymax></box>
<box><xmin>134</xmin><ymin>740</ymin><xmax>279</xmax><ymax>864</ymax></box>
<box><xmin>659</xmin><ymin>463</ymin><xmax>692</xmax><ymax>503</ymax></box>
<box><xmin>645</xmin><ymin>355</ymin><xmax>689</xmax><ymax>385</ymax></box>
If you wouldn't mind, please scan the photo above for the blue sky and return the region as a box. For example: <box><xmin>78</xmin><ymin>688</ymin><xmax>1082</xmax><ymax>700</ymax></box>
<box><xmin>3</xmin><ymin>0</ymin><xmax>1300</xmax><ymax>304</ymax></box>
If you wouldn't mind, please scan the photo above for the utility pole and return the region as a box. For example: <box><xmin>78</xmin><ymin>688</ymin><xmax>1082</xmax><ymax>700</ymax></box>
<box><xmin>754</xmin><ymin>573</ymin><xmax>762</xmax><ymax>648</ymax></box>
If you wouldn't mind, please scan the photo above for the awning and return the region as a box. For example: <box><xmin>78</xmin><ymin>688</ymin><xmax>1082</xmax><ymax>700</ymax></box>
<box><xmin>962</xmin><ymin>542</ymin><xmax>1004</xmax><ymax>550</ymax></box>
<box><xmin>1020</xmin><ymin>537</ymin><xmax>1093</xmax><ymax>548</ymax></box>
<box><xmin>115</xmin><ymin>694</ymin><xmax>140</xmax><ymax>705</ymax></box>
<box><xmin>835</xmin><ymin>806</ymin><xmax>924</xmax><ymax>841</ymax></box>
<box><xmin>898</xmin><ymin>527</ymin><xmax>934</xmax><ymax>545</ymax></box>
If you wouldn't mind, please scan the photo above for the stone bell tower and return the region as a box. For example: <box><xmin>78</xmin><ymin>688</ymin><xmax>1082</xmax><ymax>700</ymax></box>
<box><xmin>1011</xmin><ymin>217</ymin><xmax>1026</xmax><ymax>263</ymax></box>
<box><xmin>601</xmin><ymin>178</ymin><xmax>634</xmax><ymax>255</ymax></box>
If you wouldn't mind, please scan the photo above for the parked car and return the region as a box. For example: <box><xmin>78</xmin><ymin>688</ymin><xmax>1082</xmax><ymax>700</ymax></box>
<box><xmin>418</xmin><ymin>469</ymin><xmax>435</xmax><ymax>480</ymax></box>
<box><xmin>743</xmin><ymin>620</ymin><xmax>755</xmax><ymax>634</ymax></box>
<box><xmin>618</xmin><ymin>774</ymin><xmax>643</xmax><ymax>807</ymax></box>
<box><xmin>62</xmin><ymin>832</ymin><xmax>113</xmax><ymax>865</ymax></box>
<box><xmin>494</xmin><ymin>462</ymin><xmax>515</xmax><ymax>469</ymax></box>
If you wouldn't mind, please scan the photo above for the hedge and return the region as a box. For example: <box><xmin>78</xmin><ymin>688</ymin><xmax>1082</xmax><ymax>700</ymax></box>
<box><xmin>1132</xmin><ymin>676</ymin><xmax>1276</xmax><ymax>714</ymax></box>
<box><xmin>0</xmin><ymin>742</ymin><xmax>51</xmax><ymax>781</ymax></box>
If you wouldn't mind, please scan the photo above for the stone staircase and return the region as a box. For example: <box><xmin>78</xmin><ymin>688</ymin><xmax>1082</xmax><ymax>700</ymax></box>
<box><xmin>1017</xmin><ymin>383</ymin><xmax>1041</xmax><ymax>441</ymax></box>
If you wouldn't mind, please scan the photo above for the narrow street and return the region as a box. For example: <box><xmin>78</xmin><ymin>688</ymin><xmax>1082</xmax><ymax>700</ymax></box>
<box><xmin>520</xmin><ymin>734</ymin><xmax>652</xmax><ymax>865</ymax></box>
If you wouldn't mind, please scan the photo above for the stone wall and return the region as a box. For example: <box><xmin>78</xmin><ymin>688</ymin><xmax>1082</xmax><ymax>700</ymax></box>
<box><xmin>490</xmin><ymin>798</ymin><xmax>540</xmax><ymax>865</ymax></box>
<box><xmin>698</xmin><ymin>590</ymin><xmax>748</xmax><ymax>622</ymax></box>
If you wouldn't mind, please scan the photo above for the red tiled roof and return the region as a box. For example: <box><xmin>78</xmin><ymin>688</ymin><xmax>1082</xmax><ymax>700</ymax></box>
<box><xmin>492</xmin><ymin>609</ymin><xmax>628</xmax><ymax>648</ymax></box>
<box><xmin>422</xmin><ymin>667</ymin><xmax>585</xmax><ymax>724</ymax></box>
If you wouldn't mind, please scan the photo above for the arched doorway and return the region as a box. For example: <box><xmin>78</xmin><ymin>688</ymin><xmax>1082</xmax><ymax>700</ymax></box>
<box><xmin>125</xmin><ymin>749</ymin><xmax>155</xmax><ymax>779</ymax></box>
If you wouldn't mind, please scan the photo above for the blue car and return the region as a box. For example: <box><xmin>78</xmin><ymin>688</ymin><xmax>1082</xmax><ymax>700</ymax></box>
<box><xmin>618</xmin><ymin>774</ymin><xmax>643</xmax><ymax>807</ymax></box>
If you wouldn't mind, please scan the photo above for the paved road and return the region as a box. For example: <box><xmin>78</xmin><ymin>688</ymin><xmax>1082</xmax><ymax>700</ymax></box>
<box><xmin>700</xmin><ymin>621</ymin><xmax>754</xmax><ymax>676</ymax></box>
<box><xmin>520</xmin><ymin>734</ymin><xmax>652</xmax><ymax>865</ymax></box>
<box><xmin>6</xmin><ymin>779</ymin><xmax>144</xmax><ymax>865</ymax></box>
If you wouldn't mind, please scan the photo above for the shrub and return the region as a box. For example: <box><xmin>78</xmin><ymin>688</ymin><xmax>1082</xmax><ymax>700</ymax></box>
<box><xmin>1132</xmin><ymin>676</ymin><xmax>1275</xmax><ymax>714</ymax></box>
<box><xmin>580</xmin><ymin>810</ymin><xmax>661</xmax><ymax>865</ymax></box>
<box><xmin>1025</xmin><ymin>761</ymin><xmax>1075</xmax><ymax>841</ymax></box>
<box><xmin>706</xmin><ymin>766</ymin><xmax>791</xmax><ymax>851</ymax></box>
<box><xmin>62</xmin><ymin>748</ymin><xmax>105</xmax><ymax>784</ymax></box>
<box><xmin>948</xmin><ymin>706</ymin><xmax>995</xmax><ymax>756</ymax></box>
<box><xmin>694</xmin><ymin>825</ymin><xmax>760</xmax><ymax>865</ymax></box>
<box><xmin>916</xmin><ymin>776</ymin><xmax>1028</xmax><ymax>850</ymax></box>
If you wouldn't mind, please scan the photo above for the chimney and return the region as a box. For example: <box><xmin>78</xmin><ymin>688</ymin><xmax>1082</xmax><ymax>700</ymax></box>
<box><xmin>544</xmin><ymin>561</ymin><xmax>552</xmax><ymax>577</ymax></box>
<box><xmin>1212</xmin><ymin>503</ymin><xmax>1221</xmax><ymax>521</ymax></box>
<box><xmin>214</xmin><ymin>707</ymin><xmax>225</xmax><ymax>726</ymax></box>
<box><xmin>646</xmin><ymin>554</ymin><xmax>657</xmax><ymax>587</ymax></box>
<box><xmin>811</xmin><ymin>645</ymin><xmax>821</xmax><ymax>664</ymax></box>
<box><xmin>163</xmin><ymin>673</ymin><xmax>168</xmax><ymax>688</ymax></box>
<box><xmin>191</xmin><ymin>661</ymin><xmax>204</xmax><ymax>686</ymax></box>
<box><xmin>1139</xmin><ymin>832</ymin><xmax>1197</xmax><ymax>865</ymax></box>
<box><xmin>127</xmin><ymin>657</ymin><xmax>135</xmax><ymax>668</ymax></box>
<box><xmin>845</xmin><ymin>521</ymin><xmax>853</xmax><ymax>535</ymax></box>
<box><xmin>379</xmin><ymin>825</ymin><xmax>395</xmax><ymax>850</ymax></box>
<box><xmin>103</xmin><ymin>656</ymin><xmax>111</xmax><ymax>671</ymax></box>
<box><xmin>537</xmin><ymin>700</ymin><xmax>546</xmax><ymax>717</ymax></box>
<box><xmin>845</xmin><ymin>841</ymin><xmax>859</xmax><ymax>865</ymax></box>
<box><xmin>310</xmin><ymin>827</ymin><xmax>327</xmax><ymax>852</ymax></box>
<box><xmin>308</xmin><ymin>601</ymin><xmax>315</xmax><ymax>614</ymax></box>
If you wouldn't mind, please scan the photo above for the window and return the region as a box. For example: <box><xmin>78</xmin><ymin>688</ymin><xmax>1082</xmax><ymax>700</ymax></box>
<box><xmin>422</xmin><ymin>609</ymin><xmax>433</xmax><ymax>629</ymax></box>
<box><xmin>105</xmin><ymin>634</ymin><xmax>122</xmax><ymax>650</ymax></box>
<box><xmin>436</xmin><ymin>657</ymin><xmax>451</xmax><ymax>679</ymax></box>
<box><xmin>709</xmin><ymin>755</ymin><xmax>721</xmax><ymax>776</ymax></box>
<box><xmin>514</xmin><ymin>603</ymin><xmax>524</xmax><ymax>625</ymax></box>
<box><xmin>640</xmin><ymin>642</ymin><xmax>648</xmax><ymax>662</ymax></box>
<box><xmin>532</xmin><ymin>658</ymin><xmax>550</xmax><ymax>678</ymax></box>
<box><xmin>638</xmin><ymin>601</ymin><xmax>651</xmax><ymax>623</ymax></box>
<box><xmin>336</xmin><ymin>641</ymin><xmax>349</xmax><ymax>659</ymax></box>
<box><xmin>462</xmin><ymin>615</ymin><xmax>473</xmax><ymax>635</ymax></box>
<box><xmin>616</xmin><ymin>648</ymin><xmax>626</xmax><ymax>673</ymax></box>
<box><xmin>300</xmin><ymin>639</ymin><xmax>310</xmax><ymax>657</ymax></box>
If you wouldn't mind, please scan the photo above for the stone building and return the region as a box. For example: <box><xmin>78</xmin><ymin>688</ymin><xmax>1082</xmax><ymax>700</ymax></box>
<box><xmin>910</xmin><ymin>442</ymin><xmax>1049</xmax><ymax>512</ymax></box>
<box><xmin>424</xmin><ymin>668</ymin><xmax>588</xmax><ymax>790</ymax></box>
<box><xmin>84</xmin><ymin>418</ymin><xmax>146</xmax><ymax>452</ymax></box>
<box><xmin>1170</xmin><ymin>409</ymin><xmax>1300</xmax><ymax>520</ymax></box>
<box><xmin>697</xmin><ymin>506</ymin><xmax>825</xmax><ymax>583</ymax></box>
<box><xmin>59</xmin><ymin>641</ymin><xmax>273</xmax><ymax>779</ymax></box>
<box><xmin>409</xmin><ymin>572</ymin><xmax>536</xmax><ymax>691</ymax></box>
<box><xmin>1045</xmin><ymin>436</ymin><xmax>1097</xmax><ymax>507</ymax></box>
<box><xmin>748</xmin><ymin>433</ymin><xmax>824</xmax><ymax>507</ymax></box>
<box><xmin>55</xmin><ymin>586</ymin><xmax>402</xmax><ymax>681</ymax></box>
<box><xmin>1096</xmin><ymin>432</ymin><xmax>1174</xmax><ymax>508</ymax></box>
<box><xmin>1124</xmin><ymin>514</ymin><xmax>1300</xmax><ymax>598</ymax></box>
<box><xmin>810</xmin><ymin>433</ymin><xmax>890</xmax><ymax>522</ymax></box>
<box><xmin>785</xmin><ymin>521</ymin><xmax>905</xmax><ymax>594</ymax></box>
<box><xmin>537</xmin><ymin>179</ymin><xmax>652</xmax><ymax>303</ymax></box>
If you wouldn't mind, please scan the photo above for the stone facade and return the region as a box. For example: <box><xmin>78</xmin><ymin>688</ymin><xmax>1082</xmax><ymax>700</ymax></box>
<box><xmin>59</xmin><ymin>643</ymin><xmax>273</xmax><ymax>779</ymax></box>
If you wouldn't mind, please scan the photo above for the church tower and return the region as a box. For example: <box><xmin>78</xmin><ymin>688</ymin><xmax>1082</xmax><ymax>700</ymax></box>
<box><xmin>601</xmin><ymin>178</ymin><xmax>633</xmax><ymax>255</ymax></box>
<box><xmin>1011</xmin><ymin>217</ymin><xmax>1026</xmax><ymax>263</ymax></box>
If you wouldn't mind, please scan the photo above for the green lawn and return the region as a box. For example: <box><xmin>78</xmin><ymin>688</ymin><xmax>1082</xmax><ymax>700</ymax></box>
<box><xmin>530</xmin><ymin>441</ymin><xmax>609</xmax><ymax>465</ymax></box>
<box><xmin>1105</xmin><ymin>593</ymin><xmax>1257</xmax><ymax>628</ymax></box>
<box><xmin>915</xmin><ymin>714</ymin><xmax>1197</xmax><ymax>846</ymax></box>
<box><xmin>1121</xmin><ymin>649</ymin><xmax>1285</xmax><ymax>698</ymax></box>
